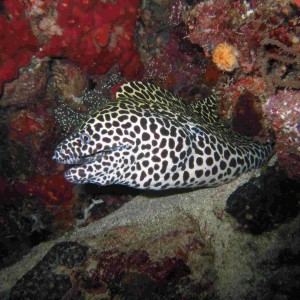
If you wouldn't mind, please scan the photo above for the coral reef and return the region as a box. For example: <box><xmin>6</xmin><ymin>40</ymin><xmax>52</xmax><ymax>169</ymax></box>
<box><xmin>0</xmin><ymin>0</ymin><xmax>143</xmax><ymax>94</ymax></box>
<box><xmin>37</xmin><ymin>0</ymin><xmax>143</xmax><ymax>79</ymax></box>
<box><xmin>0</xmin><ymin>0</ymin><xmax>142</xmax><ymax>240</ymax></box>
<box><xmin>215</xmin><ymin>76</ymin><xmax>269</xmax><ymax>140</ymax></box>
<box><xmin>183</xmin><ymin>0</ymin><xmax>298</xmax><ymax>73</ymax></box>
<box><xmin>49</xmin><ymin>59</ymin><xmax>89</xmax><ymax>108</ymax></box>
<box><xmin>8</xmin><ymin>110</ymin><xmax>44</xmax><ymax>145</ymax></box>
<box><xmin>142</xmin><ymin>32</ymin><xmax>205</xmax><ymax>91</ymax></box>
<box><xmin>259</xmin><ymin>38</ymin><xmax>300</xmax><ymax>92</ymax></box>
<box><xmin>231</xmin><ymin>91</ymin><xmax>264</xmax><ymax>137</ymax></box>
<box><xmin>0</xmin><ymin>57</ymin><xmax>49</xmax><ymax>107</ymax></box>
<box><xmin>182</xmin><ymin>0</ymin><xmax>300</xmax><ymax>155</ymax></box>
<box><xmin>137</xmin><ymin>0</ymin><xmax>206</xmax><ymax>91</ymax></box>
<box><xmin>0</xmin><ymin>1</ymin><xmax>299</xmax><ymax>298</ymax></box>
<box><xmin>14</xmin><ymin>174</ymin><xmax>74</xmax><ymax>206</ymax></box>
<box><xmin>0</xmin><ymin>0</ymin><xmax>39</xmax><ymax>94</ymax></box>
<box><xmin>265</xmin><ymin>90</ymin><xmax>300</xmax><ymax>179</ymax></box>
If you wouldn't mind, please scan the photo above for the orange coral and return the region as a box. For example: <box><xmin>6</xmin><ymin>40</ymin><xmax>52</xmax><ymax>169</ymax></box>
<box><xmin>212</xmin><ymin>43</ymin><xmax>239</xmax><ymax>72</ymax></box>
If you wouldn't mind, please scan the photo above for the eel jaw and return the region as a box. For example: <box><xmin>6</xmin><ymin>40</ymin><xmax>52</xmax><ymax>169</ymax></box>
<box><xmin>61</xmin><ymin>143</ymin><xmax>134</xmax><ymax>184</ymax></box>
<box><xmin>53</xmin><ymin>142</ymin><xmax>133</xmax><ymax>167</ymax></box>
<box><xmin>57</xmin><ymin>149</ymin><xmax>115</xmax><ymax>184</ymax></box>
<box><xmin>53</xmin><ymin>148</ymin><xmax>115</xmax><ymax>166</ymax></box>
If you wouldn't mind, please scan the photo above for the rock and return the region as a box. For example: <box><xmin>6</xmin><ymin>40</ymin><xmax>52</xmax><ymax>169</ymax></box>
<box><xmin>1</xmin><ymin>166</ymin><xmax>299</xmax><ymax>299</ymax></box>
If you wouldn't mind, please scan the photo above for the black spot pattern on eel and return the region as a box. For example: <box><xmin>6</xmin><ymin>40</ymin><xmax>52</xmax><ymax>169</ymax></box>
<box><xmin>53</xmin><ymin>81</ymin><xmax>273</xmax><ymax>190</ymax></box>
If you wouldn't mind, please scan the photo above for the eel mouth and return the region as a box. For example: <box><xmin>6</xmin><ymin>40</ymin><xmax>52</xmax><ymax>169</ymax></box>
<box><xmin>79</xmin><ymin>149</ymin><xmax>113</xmax><ymax>164</ymax></box>
<box><xmin>55</xmin><ymin>148</ymin><xmax>114</xmax><ymax>166</ymax></box>
<box><xmin>53</xmin><ymin>143</ymin><xmax>132</xmax><ymax>166</ymax></box>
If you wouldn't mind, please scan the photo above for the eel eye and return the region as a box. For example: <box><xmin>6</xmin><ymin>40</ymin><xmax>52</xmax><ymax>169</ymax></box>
<box><xmin>81</xmin><ymin>133</ymin><xmax>91</xmax><ymax>143</ymax></box>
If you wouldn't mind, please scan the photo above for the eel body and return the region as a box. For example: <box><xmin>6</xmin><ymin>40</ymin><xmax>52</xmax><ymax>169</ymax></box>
<box><xmin>53</xmin><ymin>82</ymin><xmax>273</xmax><ymax>190</ymax></box>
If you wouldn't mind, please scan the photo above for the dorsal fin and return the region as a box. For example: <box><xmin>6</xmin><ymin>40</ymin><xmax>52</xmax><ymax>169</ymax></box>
<box><xmin>117</xmin><ymin>82</ymin><xmax>229</xmax><ymax>130</ymax></box>
<box><xmin>116</xmin><ymin>81</ymin><xmax>186</xmax><ymax>111</ymax></box>
<box><xmin>187</xmin><ymin>92</ymin><xmax>222</xmax><ymax>126</ymax></box>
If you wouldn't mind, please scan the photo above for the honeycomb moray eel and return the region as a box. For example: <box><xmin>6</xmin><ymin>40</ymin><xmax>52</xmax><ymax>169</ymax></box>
<box><xmin>53</xmin><ymin>81</ymin><xmax>273</xmax><ymax>190</ymax></box>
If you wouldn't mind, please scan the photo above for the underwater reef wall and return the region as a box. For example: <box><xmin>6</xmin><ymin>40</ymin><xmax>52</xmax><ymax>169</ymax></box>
<box><xmin>0</xmin><ymin>1</ymin><xmax>299</xmax><ymax>298</ymax></box>
<box><xmin>0</xmin><ymin>0</ymin><xmax>143</xmax><ymax>94</ymax></box>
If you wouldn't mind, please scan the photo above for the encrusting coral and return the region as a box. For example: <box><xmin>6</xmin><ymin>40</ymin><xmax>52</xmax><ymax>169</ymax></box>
<box><xmin>265</xmin><ymin>90</ymin><xmax>300</xmax><ymax>179</ymax></box>
<box><xmin>183</xmin><ymin>0</ymin><xmax>298</xmax><ymax>74</ymax></box>
<box><xmin>212</xmin><ymin>43</ymin><xmax>239</xmax><ymax>72</ymax></box>
<box><xmin>0</xmin><ymin>0</ymin><xmax>143</xmax><ymax>94</ymax></box>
